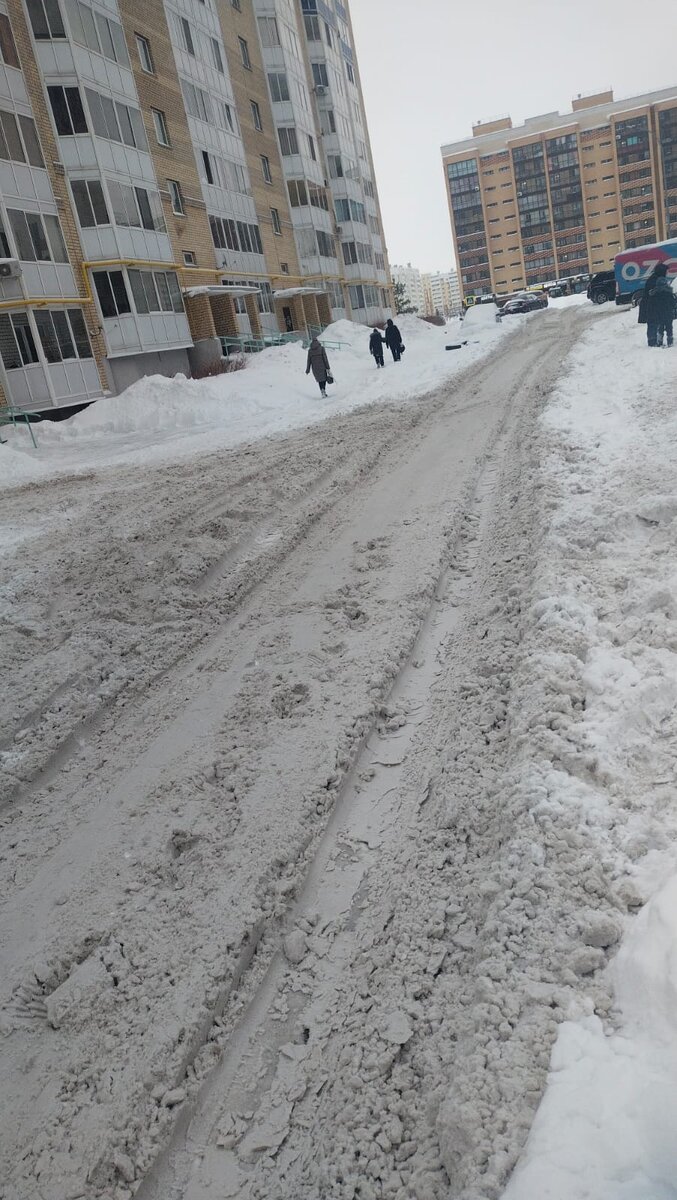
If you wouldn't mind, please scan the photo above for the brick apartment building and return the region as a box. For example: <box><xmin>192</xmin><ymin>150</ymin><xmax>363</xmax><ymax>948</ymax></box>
<box><xmin>441</xmin><ymin>87</ymin><xmax>677</xmax><ymax>302</ymax></box>
<box><xmin>0</xmin><ymin>0</ymin><xmax>392</xmax><ymax>411</ymax></box>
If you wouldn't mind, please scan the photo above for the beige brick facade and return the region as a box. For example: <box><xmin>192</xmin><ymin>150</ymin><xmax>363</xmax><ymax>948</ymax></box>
<box><xmin>442</xmin><ymin>87</ymin><xmax>677</xmax><ymax>301</ymax></box>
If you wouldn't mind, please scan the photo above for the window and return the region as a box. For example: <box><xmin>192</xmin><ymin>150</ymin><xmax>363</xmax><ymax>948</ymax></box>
<box><xmin>239</xmin><ymin>36</ymin><xmax>251</xmax><ymax>69</ymax></box>
<box><xmin>181</xmin><ymin>17</ymin><xmax>194</xmax><ymax>54</ymax></box>
<box><xmin>209</xmin><ymin>213</ymin><xmax>238</xmax><ymax>251</ymax></box>
<box><xmin>181</xmin><ymin>79</ymin><xmax>214</xmax><ymax>125</ymax></box>
<box><xmin>280</xmin><ymin>262</ymin><xmax>289</xmax><ymax>274</ymax></box>
<box><xmin>231</xmin><ymin>0</ymin><xmax>241</xmax><ymax>8</ymax></box>
<box><xmin>278</xmin><ymin>126</ymin><xmax>298</xmax><ymax>156</ymax></box>
<box><xmin>261</xmin><ymin>154</ymin><xmax>272</xmax><ymax>183</ymax></box>
<box><xmin>270</xmin><ymin>206</ymin><xmax>281</xmax><ymax>235</ymax></box>
<box><xmin>48</xmin><ymin>85</ymin><xmax>87</xmax><ymax>135</ymax></box>
<box><xmin>268</xmin><ymin>72</ymin><xmax>289</xmax><ymax>102</ymax></box>
<box><xmin>93</xmin><ymin>269</ymin><xmax>131</xmax><ymax>318</ymax></box>
<box><xmin>201</xmin><ymin>149</ymin><xmax>214</xmax><ymax>185</ymax></box>
<box><xmin>0</xmin><ymin>14</ymin><xmax>20</xmax><ymax>67</ymax></box>
<box><xmin>65</xmin><ymin>1</ymin><xmax>129</xmax><ymax>66</ymax></box>
<box><xmin>224</xmin><ymin>103</ymin><xmax>236</xmax><ymax>133</ymax></box>
<box><xmin>136</xmin><ymin>33</ymin><xmax>154</xmax><ymax>73</ymax></box>
<box><xmin>308</xmin><ymin>134</ymin><xmax>316</xmax><ymax>161</ymax></box>
<box><xmin>71</xmin><ymin>178</ymin><xmax>109</xmax><ymax>226</ymax></box>
<box><xmin>211</xmin><ymin>37</ymin><xmax>223</xmax><ymax>72</ymax></box>
<box><xmin>304</xmin><ymin>13</ymin><xmax>320</xmax><ymax>40</ymax></box>
<box><xmin>316</xmin><ymin>229</ymin><xmax>334</xmax><ymax>258</ymax></box>
<box><xmin>208</xmin><ymin>214</ymin><xmax>262</xmax><ymax>255</ymax></box>
<box><xmin>34</xmin><ymin>308</ymin><xmax>92</xmax><ymax>361</ymax></box>
<box><xmin>0</xmin><ymin>312</ymin><xmax>39</xmax><ymax>368</ymax></box>
<box><xmin>346</xmin><ymin>62</ymin><xmax>354</xmax><ymax>84</ymax></box>
<box><xmin>152</xmin><ymin>108</ymin><xmax>170</xmax><ymax>146</ymax></box>
<box><xmin>183</xmin><ymin>250</ymin><xmax>196</xmax><ymax>266</ymax></box>
<box><xmin>0</xmin><ymin>109</ymin><xmax>44</xmax><ymax>167</ymax></box>
<box><xmin>250</xmin><ymin>100</ymin><xmax>262</xmax><ymax>131</ymax></box>
<box><xmin>167</xmin><ymin>179</ymin><xmax>184</xmax><ymax>215</ymax></box>
<box><xmin>126</xmin><ymin>269</ymin><xmax>184</xmax><ymax>314</ymax></box>
<box><xmin>26</xmin><ymin>0</ymin><xmax>65</xmax><ymax>39</ymax></box>
<box><xmin>287</xmin><ymin>178</ymin><xmax>307</xmax><ymax>207</ymax></box>
<box><xmin>7</xmin><ymin>208</ymin><xmax>67</xmax><ymax>262</ymax></box>
<box><xmin>85</xmin><ymin>89</ymin><xmax>147</xmax><ymax>150</ymax></box>
<box><xmin>328</xmin><ymin>153</ymin><xmax>342</xmax><ymax>178</ymax></box>
<box><xmin>312</xmin><ymin>62</ymin><xmax>328</xmax><ymax>89</ymax></box>
<box><xmin>257</xmin><ymin>15</ymin><xmax>279</xmax><ymax>47</ymax></box>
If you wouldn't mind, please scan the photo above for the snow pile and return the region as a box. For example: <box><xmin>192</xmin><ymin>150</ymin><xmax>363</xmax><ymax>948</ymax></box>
<box><xmin>502</xmin><ymin>304</ymin><xmax>677</xmax><ymax>1198</ymax></box>
<box><xmin>0</xmin><ymin>314</ymin><xmax>512</xmax><ymax>489</ymax></box>
<box><xmin>462</xmin><ymin>301</ymin><xmax>501</xmax><ymax>328</ymax></box>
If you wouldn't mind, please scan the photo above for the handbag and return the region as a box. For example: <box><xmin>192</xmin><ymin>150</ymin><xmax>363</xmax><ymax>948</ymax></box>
<box><xmin>326</xmin><ymin>372</ymin><xmax>334</xmax><ymax>384</ymax></box>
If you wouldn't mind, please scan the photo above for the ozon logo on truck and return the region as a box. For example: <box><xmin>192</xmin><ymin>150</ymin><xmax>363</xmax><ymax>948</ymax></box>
<box><xmin>614</xmin><ymin>239</ymin><xmax>677</xmax><ymax>302</ymax></box>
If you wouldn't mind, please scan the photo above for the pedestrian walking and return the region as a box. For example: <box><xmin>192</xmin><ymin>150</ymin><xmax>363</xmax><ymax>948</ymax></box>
<box><xmin>638</xmin><ymin>263</ymin><xmax>675</xmax><ymax>347</ymax></box>
<box><xmin>384</xmin><ymin>318</ymin><xmax>404</xmax><ymax>363</ymax></box>
<box><xmin>305</xmin><ymin>337</ymin><xmax>332</xmax><ymax>397</ymax></box>
<box><xmin>369</xmin><ymin>328</ymin><xmax>385</xmax><ymax>367</ymax></box>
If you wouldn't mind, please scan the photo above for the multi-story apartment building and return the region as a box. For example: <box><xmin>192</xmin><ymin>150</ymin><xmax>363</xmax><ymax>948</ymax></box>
<box><xmin>422</xmin><ymin>268</ymin><xmax>460</xmax><ymax>317</ymax></box>
<box><xmin>391</xmin><ymin>262</ymin><xmax>425</xmax><ymax>312</ymax></box>
<box><xmin>441</xmin><ymin>87</ymin><xmax>677</xmax><ymax>302</ymax></box>
<box><xmin>0</xmin><ymin>0</ymin><xmax>392</xmax><ymax>412</ymax></box>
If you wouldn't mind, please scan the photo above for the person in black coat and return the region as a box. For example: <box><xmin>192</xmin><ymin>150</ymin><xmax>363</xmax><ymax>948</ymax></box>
<box><xmin>384</xmin><ymin>318</ymin><xmax>403</xmax><ymax>362</ymax></box>
<box><xmin>638</xmin><ymin>263</ymin><xmax>675</xmax><ymax>346</ymax></box>
<box><xmin>369</xmin><ymin>328</ymin><xmax>385</xmax><ymax>367</ymax></box>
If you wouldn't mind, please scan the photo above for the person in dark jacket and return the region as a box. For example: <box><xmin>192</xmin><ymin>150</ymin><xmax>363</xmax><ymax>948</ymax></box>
<box><xmin>369</xmin><ymin>328</ymin><xmax>385</xmax><ymax>367</ymax></box>
<box><xmin>384</xmin><ymin>318</ymin><xmax>403</xmax><ymax>362</ymax></box>
<box><xmin>639</xmin><ymin>264</ymin><xmax>675</xmax><ymax>346</ymax></box>
<box><xmin>305</xmin><ymin>337</ymin><xmax>331</xmax><ymax>396</ymax></box>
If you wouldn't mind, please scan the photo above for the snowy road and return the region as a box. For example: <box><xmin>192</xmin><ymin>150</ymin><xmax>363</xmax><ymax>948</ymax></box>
<box><xmin>1</xmin><ymin>307</ymin><xmax>611</xmax><ymax>1200</ymax></box>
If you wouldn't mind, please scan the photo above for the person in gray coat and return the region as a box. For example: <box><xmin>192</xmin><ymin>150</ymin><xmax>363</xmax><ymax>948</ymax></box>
<box><xmin>305</xmin><ymin>337</ymin><xmax>331</xmax><ymax>397</ymax></box>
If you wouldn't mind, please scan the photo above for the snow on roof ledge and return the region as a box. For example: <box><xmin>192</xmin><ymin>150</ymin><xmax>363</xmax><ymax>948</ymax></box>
<box><xmin>183</xmin><ymin>284</ymin><xmax>260</xmax><ymax>298</ymax></box>
<box><xmin>272</xmin><ymin>286</ymin><xmax>326</xmax><ymax>299</ymax></box>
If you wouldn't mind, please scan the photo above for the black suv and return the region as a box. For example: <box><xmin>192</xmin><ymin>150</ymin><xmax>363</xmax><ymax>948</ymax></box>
<box><xmin>587</xmin><ymin>270</ymin><xmax>615</xmax><ymax>304</ymax></box>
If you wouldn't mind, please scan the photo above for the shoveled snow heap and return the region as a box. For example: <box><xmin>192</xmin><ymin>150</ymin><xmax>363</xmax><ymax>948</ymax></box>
<box><xmin>502</xmin><ymin>304</ymin><xmax>677</xmax><ymax>1198</ymax></box>
<box><xmin>0</xmin><ymin>313</ymin><xmax>514</xmax><ymax>489</ymax></box>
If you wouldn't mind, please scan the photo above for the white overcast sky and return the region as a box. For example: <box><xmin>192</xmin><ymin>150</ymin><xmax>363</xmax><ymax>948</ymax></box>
<box><xmin>350</xmin><ymin>0</ymin><xmax>676</xmax><ymax>273</ymax></box>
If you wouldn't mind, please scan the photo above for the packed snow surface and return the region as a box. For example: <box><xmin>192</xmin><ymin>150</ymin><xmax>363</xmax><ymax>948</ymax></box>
<box><xmin>502</xmin><ymin>304</ymin><xmax>677</xmax><ymax>1198</ymax></box>
<box><xmin>3</xmin><ymin>299</ymin><xmax>677</xmax><ymax>1200</ymax></box>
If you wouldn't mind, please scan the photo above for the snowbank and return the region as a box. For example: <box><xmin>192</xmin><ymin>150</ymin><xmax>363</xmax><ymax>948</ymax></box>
<box><xmin>0</xmin><ymin>314</ymin><xmax>512</xmax><ymax>489</ymax></box>
<box><xmin>502</xmin><ymin>303</ymin><xmax>677</xmax><ymax>1198</ymax></box>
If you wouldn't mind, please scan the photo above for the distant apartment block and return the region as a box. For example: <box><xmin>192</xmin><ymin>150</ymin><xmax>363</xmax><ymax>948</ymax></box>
<box><xmin>422</xmin><ymin>268</ymin><xmax>460</xmax><ymax>316</ymax></box>
<box><xmin>0</xmin><ymin>0</ymin><xmax>392</xmax><ymax>411</ymax></box>
<box><xmin>391</xmin><ymin>262</ymin><xmax>425</xmax><ymax>312</ymax></box>
<box><xmin>441</xmin><ymin>87</ymin><xmax>677</xmax><ymax>301</ymax></box>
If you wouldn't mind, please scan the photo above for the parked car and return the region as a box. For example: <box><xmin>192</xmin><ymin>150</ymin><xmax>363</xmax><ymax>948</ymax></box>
<box><xmin>501</xmin><ymin>295</ymin><xmax>541</xmax><ymax>314</ymax></box>
<box><xmin>514</xmin><ymin>289</ymin><xmax>548</xmax><ymax>309</ymax></box>
<box><xmin>548</xmin><ymin>284</ymin><xmax>565</xmax><ymax>298</ymax></box>
<box><xmin>587</xmin><ymin>270</ymin><xmax>616</xmax><ymax>304</ymax></box>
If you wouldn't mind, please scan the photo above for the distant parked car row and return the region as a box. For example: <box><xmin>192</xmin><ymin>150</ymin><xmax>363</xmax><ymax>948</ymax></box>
<box><xmin>500</xmin><ymin>291</ymin><xmax>548</xmax><ymax>315</ymax></box>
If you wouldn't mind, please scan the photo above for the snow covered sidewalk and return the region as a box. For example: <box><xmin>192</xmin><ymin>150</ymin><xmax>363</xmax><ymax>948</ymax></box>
<box><xmin>0</xmin><ymin>310</ymin><xmax>512</xmax><ymax>490</ymax></box>
<box><xmin>502</xmin><ymin>305</ymin><xmax>677</xmax><ymax>1198</ymax></box>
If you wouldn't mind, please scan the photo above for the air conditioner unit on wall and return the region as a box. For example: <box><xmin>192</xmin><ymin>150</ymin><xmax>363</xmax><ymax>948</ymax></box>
<box><xmin>0</xmin><ymin>259</ymin><xmax>22</xmax><ymax>279</ymax></box>
<box><xmin>315</xmin><ymin>85</ymin><xmax>326</xmax><ymax>96</ymax></box>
